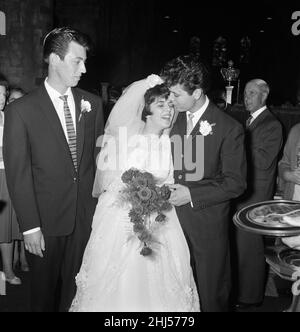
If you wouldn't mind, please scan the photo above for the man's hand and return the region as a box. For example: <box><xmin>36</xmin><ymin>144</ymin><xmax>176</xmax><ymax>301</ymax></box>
<box><xmin>24</xmin><ymin>230</ymin><xmax>45</xmax><ymax>258</ymax></box>
<box><xmin>282</xmin><ymin>235</ymin><xmax>300</xmax><ymax>251</ymax></box>
<box><xmin>168</xmin><ymin>184</ymin><xmax>192</xmax><ymax>206</ymax></box>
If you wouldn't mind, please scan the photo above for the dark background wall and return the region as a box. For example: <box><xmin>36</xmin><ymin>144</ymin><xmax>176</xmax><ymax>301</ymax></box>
<box><xmin>0</xmin><ymin>0</ymin><xmax>53</xmax><ymax>89</ymax></box>
<box><xmin>0</xmin><ymin>0</ymin><xmax>300</xmax><ymax>105</ymax></box>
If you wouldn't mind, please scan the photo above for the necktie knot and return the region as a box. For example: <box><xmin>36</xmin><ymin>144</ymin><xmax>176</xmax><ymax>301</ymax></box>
<box><xmin>246</xmin><ymin>115</ymin><xmax>253</xmax><ymax>127</ymax></box>
<box><xmin>59</xmin><ymin>95</ymin><xmax>68</xmax><ymax>103</ymax></box>
<box><xmin>188</xmin><ymin>113</ymin><xmax>194</xmax><ymax>121</ymax></box>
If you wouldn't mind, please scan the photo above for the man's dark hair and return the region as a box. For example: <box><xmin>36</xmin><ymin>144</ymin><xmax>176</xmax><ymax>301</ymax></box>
<box><xmin>43</xmin><ymin>27</ymin><xmax>91</xmax><ymax>63</ymax></box>
<box><xmin>141</xmin><ymin>83</ymin><xmax>170</xmax><ymax>122</ymax></box>
<box><xmin>160</xmin><ymin>55</ymin><xmax>211</xmax><ymax>95</ymax></box>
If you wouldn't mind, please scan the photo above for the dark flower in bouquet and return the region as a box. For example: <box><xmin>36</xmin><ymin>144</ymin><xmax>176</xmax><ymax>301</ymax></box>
<box><xmin>120</xmin><ymin>168</ymin><xmax>172</xmax><ymax>256</ymax></box>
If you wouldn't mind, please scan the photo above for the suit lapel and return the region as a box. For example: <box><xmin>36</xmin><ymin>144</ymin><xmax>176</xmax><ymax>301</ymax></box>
<box><xmin>248</xmin><ymin>109</ymin><xmax>270</xmax><ymax>131</ymax></box>
<box><xmin>37</xmin><ymin>86</ymin><xmax>74</xmax><ymax>167</ymax></box>
<box><xmin>72</xmin><ymin>88</ymin><xmax>85</xmax><ymax>167</ymax></box>
<box><xmin>190</xmin><ymin>101</ymin><xmax>214</xmax><ymax>141</ymax></box>
<box><xmin>172</xmin><ymin>102</ymin><xmax>215</xmax><ymax>141</ymax></box>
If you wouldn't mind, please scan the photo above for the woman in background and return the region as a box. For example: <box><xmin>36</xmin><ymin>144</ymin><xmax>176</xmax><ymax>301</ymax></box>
<box><xmin>278</xmin><ymin>123</ymin><xmax>300</xmax><ymax>201</ymax></box>
<box><xmin>0</xmin><ymin>78</ymin><xmax>22</xmax><ymax>285</ymax></box>
<box><xmin>7</xmin><ymin>86</ymin><xmax>29</xmax><ymax>272</ymax></box>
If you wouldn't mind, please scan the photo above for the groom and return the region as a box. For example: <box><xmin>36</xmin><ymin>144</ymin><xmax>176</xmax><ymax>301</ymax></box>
<box><xmin>3</xmin><ymin>27</ymin><xmax>104</xmax><ymax>311</ymax></box>
<box><xmin>161</xmin><ymin>55</ymin><xmax>247</xmax><ymax>312</ymax></box>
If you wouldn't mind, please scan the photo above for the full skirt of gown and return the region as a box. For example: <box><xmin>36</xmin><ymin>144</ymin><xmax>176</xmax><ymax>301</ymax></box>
<box><xmin>70</xmin><ymin>135</ymin><xmax>200</xmax><ymax>312</ymax></box>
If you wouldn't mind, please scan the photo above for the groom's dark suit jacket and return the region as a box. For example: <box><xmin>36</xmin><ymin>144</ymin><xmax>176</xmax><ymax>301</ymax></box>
<box><xmin>3</xmin><ymin>85</ymin><xmax>104</xmax><ymax>236</ymax></box>
<box><xmin>171</xmin><ymin>101</ymin><xmax>247</xmax><ymax>312</ymax></box>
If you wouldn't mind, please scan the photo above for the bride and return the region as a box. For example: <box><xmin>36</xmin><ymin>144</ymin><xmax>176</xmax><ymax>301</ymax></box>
<box><xmin>70</xmin><ymin>75</ymin><xmax>200</xmax><ymax>312</ymax></box>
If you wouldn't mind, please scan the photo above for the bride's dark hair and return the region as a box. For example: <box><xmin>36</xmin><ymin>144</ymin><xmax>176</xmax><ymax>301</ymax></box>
<box><xmin>141</xmin><ymin>83</ymin><xmax>170</xmax><ymax>122</ymax></box>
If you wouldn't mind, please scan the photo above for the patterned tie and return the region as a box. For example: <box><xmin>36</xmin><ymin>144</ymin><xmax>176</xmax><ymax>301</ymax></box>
<box><xmin>246</xmin><ymin>115</ymin><xmax>253</xmax><ymax>128</ymax></box>
<box><xmin>59</xmin><ymin>95</ymin><xmax>77</xmax><ymax>171</ymax></box>
<box><xmin>186</xmin><ymin>113</ymin><xmax>195</xmax><ymax>136</ymax></box>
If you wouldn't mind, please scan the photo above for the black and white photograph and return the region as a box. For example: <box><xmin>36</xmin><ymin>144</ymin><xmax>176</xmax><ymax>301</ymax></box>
<box><xmin>0</xmin><ymin>0</ymin><xmax>300</xmax><ymax>314</ymax></box>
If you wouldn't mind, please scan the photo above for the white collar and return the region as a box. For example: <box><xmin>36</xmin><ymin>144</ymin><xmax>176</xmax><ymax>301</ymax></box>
<box><xmin>187</xmin><ymin>96</ymin><xmax>209</xmax><ymax>123</ymax></box>
<box><xmin>44</xmin><ymin>78</ymin><xmax>72</xmax><ymax>100</ymax></box>
<box><xmin>250</xmin><ymin>106</ymin><xmax>267</xmax><ymax>121</ymax></box>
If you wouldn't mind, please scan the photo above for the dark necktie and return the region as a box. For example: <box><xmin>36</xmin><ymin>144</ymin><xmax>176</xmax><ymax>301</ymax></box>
<box><xmin>246</xmin><ymin>115</ymin><xmax>253</xmax><ymax>128</ymax></box>
<box><xmin>59</xmin><ymin>95</ymin><xmax>77</xmax><ymax>171</ymax></box>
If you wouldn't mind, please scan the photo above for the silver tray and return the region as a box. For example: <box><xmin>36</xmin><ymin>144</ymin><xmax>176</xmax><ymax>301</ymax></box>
<box><xmin>233</xmin><ymin>200</ymin><xmax>300</xmax><ymax>237</ymax></box>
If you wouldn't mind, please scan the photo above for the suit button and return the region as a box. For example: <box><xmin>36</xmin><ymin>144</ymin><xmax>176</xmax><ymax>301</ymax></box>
<box><xmin>178</xmin><ymin>175</ymin><xmax>183</xmax><ymax>180</ymax></box>
<box><xmin>73</xmin><ymin>177</ymin><xmax>77</xmax><ymax>182</ymax></box>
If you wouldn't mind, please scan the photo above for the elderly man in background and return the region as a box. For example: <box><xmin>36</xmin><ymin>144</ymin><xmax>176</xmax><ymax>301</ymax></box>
<box><xmin>233</xmin><ymin>79</ymin><xmax>283</xmax><ymax>310</ymax></box>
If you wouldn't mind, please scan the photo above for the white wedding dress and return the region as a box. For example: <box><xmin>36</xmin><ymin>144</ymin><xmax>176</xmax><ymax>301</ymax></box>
<box><xmin>70</xmin><ymin>134</ymin><xmax>200</xmax><ymax>312</ymax></box>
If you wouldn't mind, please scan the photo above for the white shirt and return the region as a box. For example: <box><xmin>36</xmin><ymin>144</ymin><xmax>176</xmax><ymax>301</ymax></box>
<box><xmin>44</xmin><ymin>79</ymin><xmax>77</xmax><ymax>137</ymax></box>
<box><xmin>249</xmin><ymin>106</ymin><xmax>267</xmax><ymax>125</ymax></box>
<box><xmin>24</xmin><ymin>79</ymin><xmax>77</xmax><ymax>235</ymax></box>
<box><xmin>186</xmin><ymin>96</ymin><xmax>210</xmax><ymax>134</ymax></box>
<box><xmin>186</xmin><ymin>96</ymin><xmax>209</xmax><ymax>207</ymax></box>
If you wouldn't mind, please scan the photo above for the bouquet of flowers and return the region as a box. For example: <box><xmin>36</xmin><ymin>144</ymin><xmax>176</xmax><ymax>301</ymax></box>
<box><xmin>121</xmin><ymin>168</ymin><xmax>172</xmax><ymax>256</ymax></box>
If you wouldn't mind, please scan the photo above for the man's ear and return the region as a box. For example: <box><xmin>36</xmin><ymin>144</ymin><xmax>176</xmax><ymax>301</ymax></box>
<box><xmin>192</xmin><ymin>88</ymin><xmax>203</xmax><ymax>100</ymax></box>
<box><xmin>49</xmin><ymin>53</ymin><xmax>60</xmax><ymax>66</ymax></box>
<box><xmin>261</xmin><ymin>92</ymin><xmax>268</xmax><ymax>105</ymax></box>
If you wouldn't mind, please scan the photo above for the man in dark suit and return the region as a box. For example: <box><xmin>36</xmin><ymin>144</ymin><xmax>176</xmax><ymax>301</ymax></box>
<box><xmin>161</xmin><ymin>55</ymin><xmax>247</xmax><ymax>312</ymax></box>
<box><xmin>3</xmin><ymin>27</ymin><xmax>104</xmax><ymax>312</ymax></box>
<box><xmin>234</xmin><ymin>79</ymin><xmax>282</xmax><ymax>310</ymax></box>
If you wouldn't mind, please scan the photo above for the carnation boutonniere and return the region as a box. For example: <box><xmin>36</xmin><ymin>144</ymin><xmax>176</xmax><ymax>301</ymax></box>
<box><xmin>199</xmin><ymin>121</ymin><xmax>216</xmax><ymax>136</ymax></box>
<box><xmin>79</xmin><ymin>98</ymin><xmax>92</xmax><ymax>122</ymax></box>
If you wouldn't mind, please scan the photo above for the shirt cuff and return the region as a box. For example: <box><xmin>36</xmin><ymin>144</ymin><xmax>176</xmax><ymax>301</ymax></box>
<box><xmin>23</xmin><ymin>227</ymin><xmax>41</xmax><ymax>235</ymax></box>
<box><xmin>190</xmin><ymin>201</ymin><xmax>194</xmax><ymax>208</ymax></box>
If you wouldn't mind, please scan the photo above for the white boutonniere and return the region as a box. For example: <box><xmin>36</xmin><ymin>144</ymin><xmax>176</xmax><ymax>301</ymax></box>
<box><xmin>79</xmin><ymin>99</ymin><xmax>92</xmax><ymax>122</ymax></box>
<box><xmin>199</xmin><ymin>121</ymin><xmax>216</xmax><ymax>136</ymax></box>
<box><xmin>146</xmin><ymin>74</ymin><xmax>164</xmax><ymax>88</ymax></box>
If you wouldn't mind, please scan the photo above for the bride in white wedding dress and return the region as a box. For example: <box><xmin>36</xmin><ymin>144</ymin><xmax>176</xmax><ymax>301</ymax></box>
<box><xmin>70</xmin><ymin>76</ymin><xmax>200</xmax><ymax>312</ymax></box>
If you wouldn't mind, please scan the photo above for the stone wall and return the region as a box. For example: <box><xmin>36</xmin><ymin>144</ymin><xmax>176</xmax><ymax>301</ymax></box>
<box><xmin>0</xmin><ymin>0</ymin><xmax>177</xmax><ymax>93</ymax></box>
<box><xmin>0</xmin><ymin>0</ymin><xmax>53</xmax><ymax>91</ymax></box>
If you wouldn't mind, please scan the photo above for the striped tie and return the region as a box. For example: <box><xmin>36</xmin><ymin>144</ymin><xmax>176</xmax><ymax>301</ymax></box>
<box><xmin>60</xmin><ymin>95</ymin><xmax>77</xmax><ymax>171</ymax></box>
